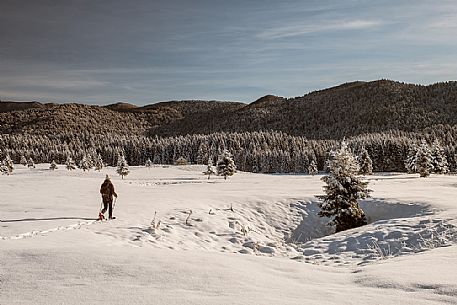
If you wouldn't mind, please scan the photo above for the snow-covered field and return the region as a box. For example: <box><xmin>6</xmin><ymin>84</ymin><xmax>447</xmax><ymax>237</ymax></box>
<box><xmin>1</xmin><ymin>165</ymin><xmax>457</xmax><ymax>304</ymax></box>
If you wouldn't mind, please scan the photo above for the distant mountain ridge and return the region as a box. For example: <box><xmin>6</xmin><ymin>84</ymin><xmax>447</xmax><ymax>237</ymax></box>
<box><xmin>1</xmin><ymin>79</ymin><xmax>457</xmax><ymax>139</ymax></box>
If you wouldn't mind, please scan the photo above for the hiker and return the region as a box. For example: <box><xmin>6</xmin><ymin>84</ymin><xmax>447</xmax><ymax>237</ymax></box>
<box><xmin>99</xmin><ymin>175</ymin><xmax>118</xmax><ymax>220</ymax></box>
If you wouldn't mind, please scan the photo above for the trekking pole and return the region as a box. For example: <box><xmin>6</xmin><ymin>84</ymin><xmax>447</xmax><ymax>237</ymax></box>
<box><xmin>113</xmin><ymin>197</ymin><xmax>117</xmax><ymax>210</ymax></box>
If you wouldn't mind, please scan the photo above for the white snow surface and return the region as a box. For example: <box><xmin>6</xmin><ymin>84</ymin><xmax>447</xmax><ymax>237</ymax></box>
<box><xmin>1</xmin><ymin>165</ymin><xmax>457</xmax><ymax>304</ymax></box>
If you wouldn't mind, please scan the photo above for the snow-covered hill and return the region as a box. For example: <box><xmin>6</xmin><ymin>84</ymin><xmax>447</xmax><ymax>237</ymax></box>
<box><xmin>1</xmin><ymin>165</ymin><xmax>456</xmax><ymax>304</ymax></box>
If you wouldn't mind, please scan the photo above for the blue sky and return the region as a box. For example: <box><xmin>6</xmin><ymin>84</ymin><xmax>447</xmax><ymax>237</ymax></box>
<box><xmin>0</xmin><ymin>0</ymin><xmax>456</xmax><ymax>105</ymax></box>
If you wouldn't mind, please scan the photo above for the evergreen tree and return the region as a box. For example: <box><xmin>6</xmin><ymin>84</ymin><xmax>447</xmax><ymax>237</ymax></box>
<box><xmin>145</xmin><ymin>158</ymin><xmax>152</xmax><ymax>168</ymax></box>
<box><xmin>49</xmin><ymin>160</ymin><xmax>58</xmax><ymax>170</ymax></box>
<box><xmin>3</xmin><ymin>154</ymin><xmax>14</xmax><ymax>174</ymax></box>
<box><xmin>324</xmin><ymin>149</ymin><xmax>336</xmax><ymax>173</ymax></box>
<box><xmin>27</xmin><ymin>157</ymin><xmax>35</xmax><ymax>169</ymax></box>
<box><xmin>95</xmin><ymin>153</ymin><xmax>104</xmax><ymax>171</ymax></box>
<box><xmin>65</xmin><ymin>156</ymin><xmax>76</xmax><ymax>170</ymax></box>
<box><xmin>79</xmin><ymin>155</ymin><xmax>91</xmax><ymax>172</ymax></box>
<box><xmin>317</xmin><ymin>141</ymin><xmax>370</xmax><ymax>233</ymax></box>
<box><xmin>358</xmin><ymin>147</ymin><xmax>373</xmax><ymax>175</ymax></box>
<box><xmin>0</xmin><ymin>161</ymin><xmax>9</xmax><ymax>175</ymax></box>
<box><xmin>20</xmin><ymin>155</ymin><xmax>27</xmax><ymax>166</ymax></box>
<box><xmin>86</xmin><ymin>153</ymin><xmax>95</xmax><ymax>169</ymax></box>
<box><xmin>153</xmin><ymin>154</ymin><xmax>161</xmax><ymax>165</ymax></box>
<box><xmin>117</xmin><ymin>154</ymin><xmax>129</xmax><ymax>179</ymax></box>
<box><xmin>431</xmin><ymin>140</ymin><xmax>449</xmax><ymax>174</ymax></box>
<box><xmin>416</xmin><ymin>141</ymin><xmax>434</xmax><ymax>178</ymax></box>
<box><xmin>203</xmin><ymin>157</ymin><xmax>216</xmax><ymax>179</ymax></box>
<box><xmin>196</xmin><ymin>142</ymin><xmax>209</xmax><ymax>164</ymax></box>
<box><xmin>405</xmin><ymin>144</ymin><xmax>418</xmax><ymax>173</ymax></box>
<box><xmin>216</xmin><ymin>150</ymin><xmax>236</xmax><ymax>180</ymax></box>
<box><xmin>308</xmin><ymin>159</ymin><xmax>318</xmax><ymax>176</ymax></box>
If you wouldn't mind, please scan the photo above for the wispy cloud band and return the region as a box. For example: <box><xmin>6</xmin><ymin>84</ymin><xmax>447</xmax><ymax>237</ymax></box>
<box><xmin>257</xmin><ymin>19</ymin><xmax>382</xmax><ymax>39</ymax></box>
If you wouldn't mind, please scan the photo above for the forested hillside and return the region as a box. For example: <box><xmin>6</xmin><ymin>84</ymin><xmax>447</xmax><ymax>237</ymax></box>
<box><xmin>150</xmin><ymin>80</ymin><xmax>457</xmax><ymax>138</ymax></box>
<box><xmin>1</xmin><ymin>80</ymin><xmax>457</xmax><ymax>174</ymax></box>
<box><xmin>1</xmin><ymin>80</ymin><xmax>457</xmax><ymax>139</ymax></box>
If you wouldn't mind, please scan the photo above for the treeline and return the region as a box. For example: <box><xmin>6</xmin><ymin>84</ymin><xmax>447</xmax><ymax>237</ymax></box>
<box><xmin>1</xmin><ymin>130</ymin><xmax>456</xmax><ymax>173</ymax></box>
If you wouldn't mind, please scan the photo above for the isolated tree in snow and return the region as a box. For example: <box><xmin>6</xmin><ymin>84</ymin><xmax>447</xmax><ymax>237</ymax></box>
<box><xmin>3</xmin><ymin>154</ymin><xmax>14</xmax><ymax>174</ymax></box>
<box><xmin>20</xmin><ymin>155</ymin><xmax>27</xmax><ymax>166</ymax></box>
<box><xmin>65</xmin><ymin>156</ymin><xmax>76</xmax><ymax>170</ymax></box>
<box><xmin>358</xmin><ymin>147</ymin><xmax>373</xmax><ymax>175</ymax></box>
<box><xmin>27</xmin><ymin>157</ymin><xmax>35</xmax><ymax>169</ymax></box>
<box><xmin>117</xmin><ymin>154</ymin><xmax>129</xmax><ymax>179</ymax></box>
<box><xmin>217</xmin><ymin>150</ymin><xmax>236</xmax><ymax>180</ymax></box>
<box><xmin>431</xmin><ymin>140</ymin><xmax>449</xmax><ymax>174</ymax></box>
<box><xmin>203</xmin><ymin>157</ymin><xmax>216</xmax><ymax>179</ymax></box>
<box><xmin>416</xmin><ymin>141</ymin><xmax>434</xmax><ymax>178</ymax></box>
<box><xmin>317</xmin><ymin>141</ymin><xmax>370</xmax><ymax>233</ymax></box>
<box><xmin>95</xmin><ymin>153</ymin><xmax>104</xmax><ymax>171</ymax></box>
<box><xmin>79</xmin><ymin>155</ymin><xmax>91</xmax><ymax>171</ymax></box>
<box><xmin>145</xmin><ymin>158</ymin><xmax>152</xmax><ymax>168</ymax></box>
<box><xmin>308</xmin><ymin>159</ymin><xmax>318</xmax><ymax>176</ymax></box>
<box><xmin>49</xmin><ymin>160</ymin><xmax>58</xmax><ymax>170</ymax></box>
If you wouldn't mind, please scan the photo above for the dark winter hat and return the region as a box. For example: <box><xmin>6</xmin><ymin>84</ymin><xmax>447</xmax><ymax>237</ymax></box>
<box><xmin>105</xmin><ymin>174</ymin><xmax>110</xmax><ymax>180</ymax></box>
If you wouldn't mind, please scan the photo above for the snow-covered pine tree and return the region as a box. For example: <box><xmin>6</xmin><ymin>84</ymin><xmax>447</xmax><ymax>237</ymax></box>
<box><xmin>416</xmin><ymin>141</ymin><xmax>434</xmax><ymax>177</ymax></box>
<box><xmin>196</xmin><ymin>142</ymin><xmax>209</xmax><ymax>164</ymax></box>
<box><xmin>431</xmin><ymin>140</ymin><xmax>449</xmax><ymax>174</ymax></box>
<box><xmin>3</xmin><ymin>154</ymin><xmax>14</xmax><ymax>174</ymax></box>
<box><xmin>358</xmin><ymin>147</ymin><xmax>373</xmax><ymax>175</ymax></box>
<box><xmin>203</xmin><ymin>157</ymin><xmax>216</xmax><ymax>179</ymax></box>
<box><xmin>65</xmin><ymin>156</ymin><xmax>76</xmax><ymax>170</ymax></box>
<box><xmin>308</xmin><ymin>159</ymin><xmax>318</xmax><ymax>176</ymax></box>
<box><xmin>405</xmin><ymin>144</ymin><xmax>418</xmax><ymax>173</ymax></box>
<box><xmin>145</xmin><ymin>158</ymin><xmax>152</xmax><ymax>168</ymax></box>
<box><xmin>49</xmin><ymin>160</ymin><xmax>58</xmax><ymax>170</ymax></box>
<box><xmin>117</xmin><ymin>154</ymin><xmax>129</xmax><ymax>179</ymax></box>
<box><xmin>95</xmin><ymin>153</ymin><xmax>104</xmax><ymax>171</ymax></box>
<box><xmin>79</xmin><ymin>155</ymin><xmax>91</xmax><ymax>172</ymax></box>
<box><xmin>216</xmin><ymin>150</ymin><xmax>236</xmax><ymax>180</ymax></box>
<box><xmin>0</xmin><ymin>161</ymin><xmax>9</xmax><ymax>175</ymax></box>
<box><xmin>324</xmin><ymin>149</ymin><xmax>336</xmax><ymax>173</ymax></box>
<box><xmin>86</xmin><ymin>153</ymin><xmax>95</xmax><ymax>169</ymax></box>
<box><xmin>27</xmin><ymin>157</ymin><xmax>35</xmax><ymax>169</ymax></box>
<box><xmin>20</xmin><ymin>155</ymin><xmax>27</xmax><ymax>166</ymax></box>
<box><xmin>317</xmin><ymin>141</ymin><xmax>370</xmax><ymax>233</ymax></box>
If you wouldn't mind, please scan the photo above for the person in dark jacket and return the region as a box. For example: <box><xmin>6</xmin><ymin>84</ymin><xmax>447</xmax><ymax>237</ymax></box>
<box><xmin>99</xmin><ymin>175</ymin><xmax>118</xmax><ymax>219</ymax></box>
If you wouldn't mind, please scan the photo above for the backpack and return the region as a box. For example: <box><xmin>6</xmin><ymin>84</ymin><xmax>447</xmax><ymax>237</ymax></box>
<box><xmin>100</xmin><ymin>181</ymin><xmax>111</xmax><ymax>196</ymax></box>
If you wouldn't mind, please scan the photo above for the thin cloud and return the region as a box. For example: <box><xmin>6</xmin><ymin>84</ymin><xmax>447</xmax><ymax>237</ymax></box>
<box><xmin>429</xmin><ymin>15</ymin><xmax>457</xmax><ymax>29</ymax></box>
<box><xmin>257</xmin><ymin>19</ymin><xmax>382</xmax><ymax>39</ymax></box>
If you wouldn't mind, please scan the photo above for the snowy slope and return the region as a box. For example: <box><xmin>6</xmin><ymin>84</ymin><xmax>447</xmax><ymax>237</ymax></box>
<box><xmin>1</xmin><ymin>165</ymin><xmax>456</xmax><ymax>304</ymax></box>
